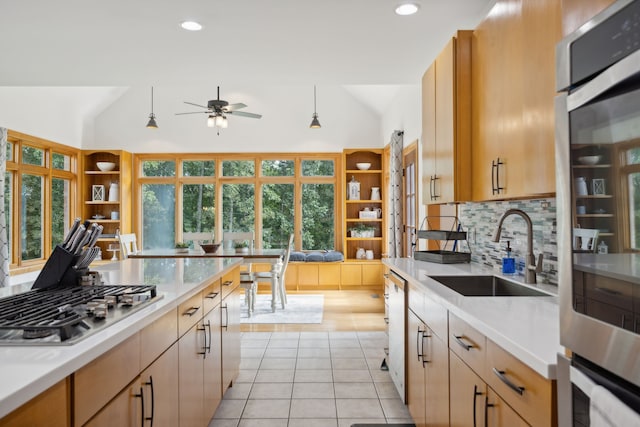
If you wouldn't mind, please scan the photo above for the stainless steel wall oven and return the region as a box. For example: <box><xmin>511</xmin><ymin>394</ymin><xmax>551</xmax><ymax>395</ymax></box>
<box><xmin>556</xmin><ymin>0</ymin><xmax>640</xmax><ymax>425</ymax></box>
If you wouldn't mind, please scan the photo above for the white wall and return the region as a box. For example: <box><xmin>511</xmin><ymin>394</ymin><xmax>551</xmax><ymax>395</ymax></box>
<box><xmin>0</xmin><ymin>87</ymin><xmax>126</xmax><ymax>147</ymax></box>
<box><xmin>92</xmin><ymin>85</ymin><xmax>383</xmax><ymax>153</ymax></box>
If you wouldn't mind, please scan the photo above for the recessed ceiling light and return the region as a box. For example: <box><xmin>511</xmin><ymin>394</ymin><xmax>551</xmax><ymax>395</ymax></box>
<box><xmin>181</xmin><ymin>21</ymin><xmax>203</xmax><ymax>31</ymax></box>
<box><xmin>395</xmin><ymin>2</ymin><xmax>420</xmax><ymax>15</ymax></box>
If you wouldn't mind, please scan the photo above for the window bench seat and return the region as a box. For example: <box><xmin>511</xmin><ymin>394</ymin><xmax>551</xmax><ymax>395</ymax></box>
<box><xmin>252</xmin><ymin>251</ymin><xmax>383</xmax><ymax>291</ymax></box>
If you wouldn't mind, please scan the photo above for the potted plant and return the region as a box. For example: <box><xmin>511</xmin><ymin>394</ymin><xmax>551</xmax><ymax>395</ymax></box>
<box><xmin>234</xmin><ymin>240</ymin><xmax>249</xmax><ymax>253</ymax></box>
<box><xmin>175</xmin><ymin>242</ymin><xmax>189</xmax><ymax>253</ymax></box>
<box><xmin>349</xmin><ymin>223</ymin><xmax>375</xmax><ymax>238</ymax></box>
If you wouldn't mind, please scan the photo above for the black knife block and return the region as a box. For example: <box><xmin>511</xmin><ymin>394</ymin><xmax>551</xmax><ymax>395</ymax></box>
<box><xmin>31</xmin><ymin>245</ymin><xmax>82</xmax><ymax>289</ymax></box>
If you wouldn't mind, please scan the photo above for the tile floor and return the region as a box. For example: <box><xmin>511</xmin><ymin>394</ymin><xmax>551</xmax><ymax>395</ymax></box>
<box><xmin>209</xmin><ymin>331</ymin><xmax>414</xmax><ymax>427</ymax></box>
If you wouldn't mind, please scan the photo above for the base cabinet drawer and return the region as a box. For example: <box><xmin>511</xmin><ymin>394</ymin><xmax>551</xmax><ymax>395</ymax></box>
<box><xmin>449</xmin><ymin>312</ymin><xmax>487</xmax><ymax>377</ymax></box>
<box><xmin>485</xmin><ymin>339</ymin><xmax>556</xmax><ymax>426</ymax></box>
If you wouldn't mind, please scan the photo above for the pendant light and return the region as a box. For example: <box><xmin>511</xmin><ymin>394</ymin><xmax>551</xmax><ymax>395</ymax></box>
<box><xmin>146</xmin><ymin>86</ymin><xmax>158</xmax><ymax>129</ymax></box>
<box><xmin>310</xmin><ymin>85</ymin><xmax>321</xmax><ymax>128</ymax></box>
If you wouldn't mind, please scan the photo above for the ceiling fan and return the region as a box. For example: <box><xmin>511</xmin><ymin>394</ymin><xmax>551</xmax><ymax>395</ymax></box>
<box><xmin>175</xmin><ymin>86</ymin><xmax>262</xmax><ymax>130</ymax></box>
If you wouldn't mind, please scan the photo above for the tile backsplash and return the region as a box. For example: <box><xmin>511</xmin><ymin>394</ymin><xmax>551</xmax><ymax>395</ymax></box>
<box><xmin>458</xmin><ymin>198</ymin><xmax>558</xmax><ymax>285</ymax></box>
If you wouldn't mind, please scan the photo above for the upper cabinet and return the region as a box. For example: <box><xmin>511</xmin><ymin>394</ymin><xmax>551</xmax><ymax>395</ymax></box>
<box><xmin>421</xmin><ymin>30</ymin><xmax>472</xmax><ymax>205</ymax></box>
<box><xmin>81</xmin><ymin>150</ymin><xmax>132</xmax><ymax>259</ymax></box>
<box><xmin>470</xmin><ymin>0</ymin><xmax>560</xmax><ymax>201</ymax></box>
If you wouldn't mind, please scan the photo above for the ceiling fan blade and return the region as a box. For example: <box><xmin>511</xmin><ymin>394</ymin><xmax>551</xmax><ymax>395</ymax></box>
<box><xmin>226</xmin><ymin>103</ymin><xmax>247</xmax><ymax>111</ymax></box>
<box><xmin>184</xmin><ymin>101</ymin><xmax>209</xmax><ymax>109</ymax></box>
<box><xmin>175</xmin><ymin>111</ymin><xmax>209</xmax><ymax>115</ymax></box>
<box><xmin>230</xmin><ymin>111</ymin><xmax>262</xmax><ymax>119</ymax></box>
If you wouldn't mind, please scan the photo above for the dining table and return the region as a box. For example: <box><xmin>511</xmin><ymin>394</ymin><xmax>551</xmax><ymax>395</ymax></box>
<box><xmin>128</xmin><ymin>248</ymin><xmax>285</xmax><ymax>311</ymax></box>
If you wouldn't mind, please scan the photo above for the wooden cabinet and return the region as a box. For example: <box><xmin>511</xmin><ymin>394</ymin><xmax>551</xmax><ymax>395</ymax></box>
<box><xmin>85</xmin><ymin>379</ymin><xmax>141</xmax><ymax>427</ymax></box>
<box><xmin>471</xmin><ymin>0</ymin><xmax>560</xmax><ymax>201</ymax></box>
<box><xmin>74</xmin><ymin>333</ymin><xmax>141</xmax><ymax>426</ymax></box>
<box><xmin>221</xmin><ymin>275</ymin><xmax>241</xmax><ymax>394</ymax></box>
<box><xmin>407</xmin><ymin>282</ymin><xmax>450</xmax><ymax>427</ymax></box>
<box><xmin>421</xmin><ymin>31</ymin><xmax>472</xmax><ymax>205</ymax></box>
<box><xmin>0</xmin><ymin>379</ymin><xmax>70</xmax><ymax>427</ymax></box>
<box><xmin>448</xmin><ymin>312</ymin><xmax>557</xmax><ymax>427</ymax></box>
<box><xmin>179</xmin><ymin>320</ymin><xmax>207</xmax><ymax>427</ymax></box>
<box><xmin>139</xmin><ymin>343</ymin><xmax>180</xmax><ymax>427</ymax></box>
<box><xmin>204</xmin><ymin>305</ymin><xmax>223</xmax><ymax>422</ymax></box>
<box><xmin>343</xmin><ymin>149</ymin><xmax>386</xmax><ymax>260</ymax></box>
<box><xmin>449</xmin><ymin>351</ymin><xmax>486</xmax><ymax>427</ymax></box>
<box><xmin>81</xmin><ymin>150</ymin><xmax>132</xmax><ymax>261</ymax></box>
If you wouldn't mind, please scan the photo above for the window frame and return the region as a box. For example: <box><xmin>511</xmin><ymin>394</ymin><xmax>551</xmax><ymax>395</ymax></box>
<box><xmin>134</xmin><ymin>153</ymin><xmax>341</xmax><ymax>251</ymax></box>
<box><xmin>6</xmin><ymin>130</ymin><xmax>79</xmax><ymax>273</ymax></box>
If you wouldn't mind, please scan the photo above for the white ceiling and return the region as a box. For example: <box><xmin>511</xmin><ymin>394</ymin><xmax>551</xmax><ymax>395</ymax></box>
<box><xmin>0</xmin><ymin>0</ymin><xmax>494</xmax><ymax>86</ymax></box>
<box><xmin>0</xmin><ymin>0</ymin><xmax>495</xmax><ymax>144</ymax></box>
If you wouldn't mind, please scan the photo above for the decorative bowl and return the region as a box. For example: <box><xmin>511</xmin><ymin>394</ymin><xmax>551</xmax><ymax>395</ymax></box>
<box><xmin>577</xmin><ymin>155</ymin><xmax>602</xmax><ymax>165</ymax></box>
<box><xmin>356</xmin><ymin>162</ymin><xmax>371</xmax><ymax>170</ymax></box>
<box><xmin>96</xmin><ymin>162</ymin><xmax>116</xmax><ymax>171</ymax></box>
<box><xmin>200</xmin><ymin>243</ymin><xmax>221</xmax><ymax>254</ymax></box>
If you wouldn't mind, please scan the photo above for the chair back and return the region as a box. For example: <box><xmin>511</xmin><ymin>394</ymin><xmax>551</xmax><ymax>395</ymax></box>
<box><xmin>280</xmin><ymin>233</ymin><xmax>295</xmax><ymax>274</ymax></box>
<box><xmin>183</xmin><ymin>231</ymin><xmax>215</xmax><ymax>250</ymax></box>
<box><xmin>222</xmin><ymin>231</ymin><xmax>255</xmax><ymax>250</ymax></box>
<box><xmin>573</xmin><ymin>228</ymin><xmax>599</xmax><ymax>252</ymax></box>
<box><xmin>119</xmin><ymin>233</ymin><xmax>138</xmax><ymax>259</ymax></box>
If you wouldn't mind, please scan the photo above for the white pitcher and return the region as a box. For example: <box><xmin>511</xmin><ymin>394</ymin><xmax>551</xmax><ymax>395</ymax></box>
<box><xmin>370</xmin><ymin>187</ymin><xmax>381</xmax><ymax>200</ymax></box>
<box><xmin>356</xmin><ymin>247</ymin><xmax>366</xmax><ymax>259</ymax></box>
<box><xmin>108</xmin><ymin>182</ymin><xmax>119</xmax><ymax>202</ymax></box>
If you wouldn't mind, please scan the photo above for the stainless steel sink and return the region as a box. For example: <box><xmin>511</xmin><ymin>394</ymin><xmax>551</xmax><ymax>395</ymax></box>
<box><xmin>429</xmin><ymin>275</ymin><xmax>550</xmax><ymax>297</ymax></box>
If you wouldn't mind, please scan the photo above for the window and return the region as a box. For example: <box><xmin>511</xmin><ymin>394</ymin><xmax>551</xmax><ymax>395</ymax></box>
<box><xmin>5</xmin><ymin>131</ymin><xmax>78</xmax><ymax>270</ymax></box>
<box><xmin>135</xmin><ymin>154</ymin><xmax>339</xmax><ymax>251</ymax></box>
<box><xmin>625</xmin><ymin>147</ymin><xmax>640</xmax><ymax>249</ymax></box>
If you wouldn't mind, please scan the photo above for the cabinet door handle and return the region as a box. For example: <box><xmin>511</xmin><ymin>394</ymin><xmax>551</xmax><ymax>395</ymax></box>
<box><xmin>492</xmin><ymin>367</ymin><xmax>525</xmax><ymax>395</ymax></box>
<box><xmin>144</xmin><ymin>376</ymin><xmax>155</xmax><ymax>426</ymax></box>
<box><xmin>183</xmin><ymin>306</ymin><xmax>200</xmax><ymax>317</ymax></box>
<box><xmin>134</xmin><ymin>387</ymin><xmax>145</xmax><ymax>427</ymax></box>
<box><xmin>421</xmin><ymin>331</ymin><xmax>431</xmax><ymax>366</ymax></box>
<box><xmin>595</xmin><ymin>286</ymin><xmax>623</xmax><ymax>296</ymax></box>
<box><xmin>197</xmin><ymin>323</ymin><xmax>207</xmax><ymax>357</ymax></box>
<box><xmin>205</xmin><ymin>320</ymin><xmax>212</xmax><ymax>354</ymax></box>
<box><xmin>222</xmin><ymin>304</ymin><xmax>229</xmax><ymax>329</ymax></box>
<box><xmin>432</xmin><ymin>175</ymin><xmax>440</xmax><ymax>200</ymax></box>
<box><xmin>491</xmin><ymin>160</ymin><xmax>497</xmax><ymax>194</ymax></box>
<box><xmin>453</xmin><ymin>335</ymin><xmax>474</xmax><ymax>351</ymax></box>
<box><xmin>492</xmin><ymin>158</ymin><xmax>504</xmax><ymax>195</ymax></box>
<box><xmin>473</xmin><ymin>384</ymin><xmax>483</xmax><ymax>427</ymax></box>
<box><xmin>416</xmin><ymin>328</ymin><xmax>424</xmax><ymax>361</ymax></box>
<box><xmin>484</xmin><ymin>395</ymin><xmax>495</xmax><ymax>426</ymax></box>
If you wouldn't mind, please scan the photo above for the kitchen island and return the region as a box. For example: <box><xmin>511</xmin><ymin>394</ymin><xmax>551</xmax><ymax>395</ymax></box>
<box><xmin>384</xmin><ymin>257</ymin><xmax>562</xmax><ymax>426</ymax></box>
<box><xmin>0</xmin><ymin>257</ymin><xmax>242</xmax><ymax>425</ymax></box>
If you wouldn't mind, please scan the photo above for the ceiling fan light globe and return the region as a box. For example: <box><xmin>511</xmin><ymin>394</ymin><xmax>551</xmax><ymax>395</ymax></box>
<box><xmin>214</xmin><ymin>115</ymin><xmax>225</xmax><ymax>127</ymax></box>
<box><xmin>207</xmin><ymin>115</ymin><xmax>216</xmax><ymax>127</ymax></box>
<box><xmin>220</xmin><ymin>116</ymin><xmax>229</xmax><ymax>128</ymax></box>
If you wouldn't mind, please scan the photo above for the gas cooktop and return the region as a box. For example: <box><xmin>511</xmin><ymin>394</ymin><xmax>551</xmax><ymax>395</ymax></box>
<box><xmin>0</xmin><ymin>284</ymin><xmax>161</xmax><ymax>345</ymax></box>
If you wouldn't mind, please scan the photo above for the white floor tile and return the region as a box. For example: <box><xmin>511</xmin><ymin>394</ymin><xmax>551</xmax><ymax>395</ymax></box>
<box><xmin>294</xmin><ymin>369</ymin><xmax>333</xmax><ymax>383</ymax></box>
<box><xmin>235</xmin><ymin>369</ymin><xmax>258</xmax><ymax>383</ymax></box>
<box><xmin>335</xmin><ymin>398</ymin><xmax>385</xmax><ymax>419</ymax></box>
<box><xmin>292</xmin><ymin>382</ymin><xmax>335</xmax><ymax>399</ymax></box>
<box><xmin>331</xmin><ymin>358</ymin><xmax>369</xmax><ymax>370</ymax></box>
<box><xmin>263</xmin><ymin>347</ymin><xmax>298</xmax><ymax>358</ymax></box>
<box><xmin>239</xmin><ymin>358</ymin><xmax>262</xmax><ymax>370</ymax></box>
<box><xmin>249</xmin><ymin>382</ymin><xmax>293</xmax><ymax>399</ymax></box>
<box><xmin>238</xmin><ymin>420</ymin><xmax>287</xmax><ymax>427</ymax></box>
<box><xmin>259</xmin><ymin>357</ymin><xmax>297</xmax><ymax>370</ymax></box>
<box><xmin>374</xmin><ymin>381</ymin><xmax>402</xmax><ymax>399</ymax></box>
<box><xmin>296</xmin><ymin>357</ymin><xmax>332</xmax><ymax>370</ymax></box>
<box><xmin>242</xmin><ymin>399</ymin><xmax>291</xmax><ymax>419</ymax></box>
<box><xmin>299</xmin><ymin>339</ymin><xmax>330</xmax><ymax>348</ymax></box>
<box><xmin>208</xmin><ymin>418</ymin><xmax>239</xmax><ymax>427</ymax></box>
<box><xmin>334</xmin><ymin>382</ymin><xmax>378</xmax><ymax>399</ymax></box>
<box><xmin>332</xmin><ymin>369</ymin><xmax>373</xmax><ymax>383</ymax></box>
<box><xmin>254</xmin><ymin>369</ymin><xmax>295</xmax><ymax>383</ymax></box>
<box><xmin>223</xmin><ymin>382</ymin><xmax>253</xmax><ymax>400</ymax></box>
<box><xmin>337</xmin><ymin>418</ymin><xmax>386</xmax><ymax>427</ymax></box>
<box><xmin>297</xmin><ymin>347</ymin><xmax>331</xmax><ymax>358</ymax></box>
<box><xmin>330</xmin><ymin>347</ymin><xmax>365</xmax><ymax>358</ymax></box>
<box><xmin>267</xmin><ymin>338</ymin><xmax>299</xmax><ymax>348</ymax></box>
<box><xmin>288</xmin><ymin>419</ymin><xmax>337</xmax><ymax>427</ymax></box>
<box><xmin>290</xmin><ymin>398</ymin><xmax>337</xmax><ymax>418</ymax></box>
<box><xmin>380</xmin><ymin>398</ymin><xmax>412</xmax><ymax>419</ymax></box>
<box><xmin>214</xmin><ymin>399</ymin><xmax>246</xmax><ymax>419</ymax></box>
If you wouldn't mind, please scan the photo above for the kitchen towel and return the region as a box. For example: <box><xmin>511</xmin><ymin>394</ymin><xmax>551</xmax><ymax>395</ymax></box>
<box><xmin>590</xmin><ymin>384</ymin><xmax>640</xmax><ymax>427</ymax></box>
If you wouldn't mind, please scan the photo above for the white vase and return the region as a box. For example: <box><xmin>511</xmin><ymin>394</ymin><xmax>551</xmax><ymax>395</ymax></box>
<box><xmin>108</xmin><ymin>182</ymin><xmax>119</xmax><ymax>202</ymax></box>
<box><xmin>370</xmin><ymin>187</ymin><xmax>381</xmax><ymax>200</ymax></box>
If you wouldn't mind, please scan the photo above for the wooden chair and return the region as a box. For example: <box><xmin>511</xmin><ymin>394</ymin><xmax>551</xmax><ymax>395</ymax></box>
<box><xmin>253</xmin><ymin>233</ymin><xmax>294</xmax><ymax>310</ymax></box>
<box><xmin>223</xmin><ymin>231</ymin><xmax>255</xmax><ymax>272</ymax></box>
<box><xmin>239</xmin><ymin>273</ymin><xmax>257</xmax><ymax>317</ymax></box>
<box><xmin>573</xmin><ymin>228</ymin><xmax>599</xmax><ymax>253</ymax></box>
<box><xmin>118</xmin><ymin>233</ymin><xmax>138</xmax><ymax>259</ymax></box>
<box><xmin>183</xmin><ymin>231</ymin><xmax>215</xmax><ymax>251</ymax></box>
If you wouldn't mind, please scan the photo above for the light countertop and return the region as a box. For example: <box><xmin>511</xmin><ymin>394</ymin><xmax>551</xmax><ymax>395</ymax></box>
<box><xmin>574</xmin><ymin>253</ymin><xmax>640</xmax><ymax>285</ymax></box>
<box><xmin>383</xmin><ymin>257</ymin><xmax>562</xmax><ymax>380</ymax></box>
<box><xmin>0</xmin><ymin>257</ymin><xmax>242</xmax><ymax>419</ymax></box>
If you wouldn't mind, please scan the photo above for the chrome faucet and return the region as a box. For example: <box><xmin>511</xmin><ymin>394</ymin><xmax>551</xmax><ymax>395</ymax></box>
<box><xmin>492</xmin><ymin>209</ymin><xmax>543</xmax><ymax>284</ymax></box>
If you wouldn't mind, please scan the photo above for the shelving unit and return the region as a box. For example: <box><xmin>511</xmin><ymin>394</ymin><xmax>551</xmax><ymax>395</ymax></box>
<box><xmin>81</xmin><ymin>150</ymin><xmax>132</xmax><ymax>260</ymax></box>
<box><xmin>342</xmin><ymin>149</ymin><xmax>386</xmax><ymax>261</ymax></box>
<box><xmin>571</xmin><ymin>146</ymin><xmax>619</xmax><ymax>252</ymax></box>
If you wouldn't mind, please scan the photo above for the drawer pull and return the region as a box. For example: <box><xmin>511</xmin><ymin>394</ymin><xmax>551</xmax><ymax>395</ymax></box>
<box><xmin>595</xmin><ymin>287</ymin><xmax>623</xmax><ymax>296</ymax></box>
<box><xmin>492</xmin><ymin>367</ymin><xmax>525</xmax><ymax>395</ymax></box>
<box><xmin>454</xmin><ymin>335</ymin><xmax>474</xmax><ymax>351</ymax></box>
<box><xmin>222</xmin><ymin>280</ymin><xmax>233</xmax><ymax>287</ymax></box>
<box><xmin>183</xmin><ymin>306</ymin><xmax>200</xmax><ymax>317</ymax></box>
<box><xmin>205</xmin><ymin>292</ymin><xmax>218</xmax><ymax>299</ymax></box>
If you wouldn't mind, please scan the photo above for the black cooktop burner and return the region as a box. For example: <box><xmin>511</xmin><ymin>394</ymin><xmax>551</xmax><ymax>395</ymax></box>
<box><xmin>0</xmin><ymin>285</ymin><xmax>159</xmax><ymax>345</ymax></box>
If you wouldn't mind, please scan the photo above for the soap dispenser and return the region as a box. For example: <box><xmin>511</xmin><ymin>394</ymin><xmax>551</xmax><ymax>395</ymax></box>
<box><xmin>502</xmin><ymin>241</ymin><xmax>516</xmax><ymax>275</ymax></box>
